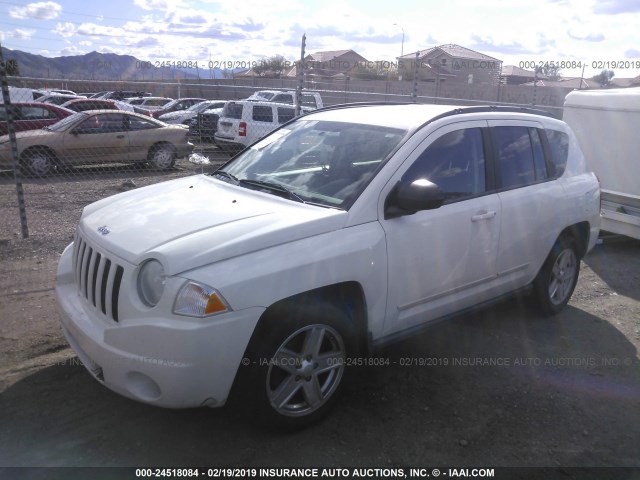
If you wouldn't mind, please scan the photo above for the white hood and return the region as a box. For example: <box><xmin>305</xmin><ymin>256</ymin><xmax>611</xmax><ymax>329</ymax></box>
<box><xmin>79</xmin><ymin>175</ymin><xmax>346</xmax><ymax>274</ymax></box>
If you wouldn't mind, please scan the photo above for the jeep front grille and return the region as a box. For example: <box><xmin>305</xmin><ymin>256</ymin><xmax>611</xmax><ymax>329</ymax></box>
<box><xmin>72</xmin><ymin>233</ymin><xmax>124</xmax><ymax>322</ymax></box>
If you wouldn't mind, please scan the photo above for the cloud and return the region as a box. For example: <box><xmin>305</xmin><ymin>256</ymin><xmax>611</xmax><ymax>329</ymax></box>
<box><xmin>568</xmin><ymin>31</ymin><xmax>605</xmax><ymax>42</ymax></box>
<box><xmin>13</xmin><ymin>28</ymin><xmax>36</xmax><ymax>39</ymax></box>
<box><xmin>593</xmin><ymin>0</ymin><xmax>640</xmax><ymax>14</ymax></box>
<box><xmin>470</xmin><ymin>35</ymin><xmax>535</xmax><ymax>55</ymax></box>
<box><xmin>625</xmin><ymin>48</ymin><xmax>640</xmax><ymax>57</ymax></box>
<box><xmin>133</xmin><ymin>0</ymin><xmax>185</xmax><ymax>10</ymax></box>
<box><xmin>60</xmin><ymin>46</ymin><xmax>86</xmax><ymax>56</ymax></box>
<box><xmin>54</xmin><ymin>22</ymin><xmax>77</xmax><ymax>38</ymax></box>
<box><xmin>9</xmin><ymin>1</ymin><xmax>61</xmax><ymax>20</ymax></box>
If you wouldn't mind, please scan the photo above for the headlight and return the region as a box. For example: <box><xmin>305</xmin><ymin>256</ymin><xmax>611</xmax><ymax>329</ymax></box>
<box><xmin>137</xmin><ymin>259</ymin><xmax>165</xmax><ymax>307</ymax></box>
<box><xmin>173</xmin><ymin>281</ymin><xmax>230</xmax><ymax>317</ymax></box>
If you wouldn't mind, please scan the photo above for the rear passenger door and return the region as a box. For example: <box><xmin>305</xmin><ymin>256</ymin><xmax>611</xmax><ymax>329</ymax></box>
<box><xmin>488</xmin><ymin>121</ymin><xmax>565</xmax><ymax>291</ymax></box>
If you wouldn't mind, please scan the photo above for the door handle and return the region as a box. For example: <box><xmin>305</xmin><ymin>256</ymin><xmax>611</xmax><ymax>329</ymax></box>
<box><xmin>116</xmin><ymin>134</ymin><xmax>125</xmax><ymax>139</ymax></box>
<box><xmin>471</xmin><ymin>211</ymin><xmax>497</xmax><ymax>221</ymax></box>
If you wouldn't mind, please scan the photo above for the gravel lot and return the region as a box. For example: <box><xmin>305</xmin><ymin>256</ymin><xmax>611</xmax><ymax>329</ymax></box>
<box><xmin>1</xmin><ymin>156</ymin><xmax>639</xmax><ymax>476</ymax></box>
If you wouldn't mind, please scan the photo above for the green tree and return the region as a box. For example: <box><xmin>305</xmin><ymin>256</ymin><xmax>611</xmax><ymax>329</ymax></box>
<box><xmin>538</xmin><ymin>63</ymin><xmax>561</xmax><ymax>81</ymax></box>
<box><xmin>253</xmin><ymin>55</ymin><xmax>288</xmax><ymax>78</ymax></box>
<box><xmin>592</xmin><ymin>69</ymin><xmax>615</xmax><ymax>87</ymax></box>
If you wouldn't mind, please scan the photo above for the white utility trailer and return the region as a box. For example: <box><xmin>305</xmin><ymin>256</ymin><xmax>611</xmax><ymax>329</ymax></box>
<box><xmin>563</xmin><ymin>88</ymin><xmax>640</xmax><ymax>240</ymax></box>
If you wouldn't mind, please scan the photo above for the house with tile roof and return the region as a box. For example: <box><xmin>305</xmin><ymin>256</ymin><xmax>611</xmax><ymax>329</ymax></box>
<box><xmin>397</xmin><ymin>44</ymin><xmax>502</xmax><ymax>85</ymax></box>
<box><xmin>501</xmin><ymin>65</ymin><xmax>548</xmax><ymax>85</ymax></box>
<box><xmin>285</xmin><ymin>49</ymin><xmax>368</xmax><ymax>79</ymax></box>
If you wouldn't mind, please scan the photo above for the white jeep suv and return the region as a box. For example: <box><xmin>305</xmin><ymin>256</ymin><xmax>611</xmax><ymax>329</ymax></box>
<box><xmin>55</xmin><ymin>103</ymin><xmax>600</xmax><ymax>429</ymax></box>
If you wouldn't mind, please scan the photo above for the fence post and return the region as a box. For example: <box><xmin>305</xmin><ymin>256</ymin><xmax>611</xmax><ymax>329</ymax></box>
<box><xmin>295</xmin><ymin>34</ymin><xmax>306</xmax><ymax>116</ymax></box>
<box><xmin>412</xmin><ymin>52</ymin><xmax>419</xmax><ymax>103</ymax></box>
<box><xmin>0</xmin><ymin>43</ymin><xmax>29</xmax><ymax>238</ymax></box>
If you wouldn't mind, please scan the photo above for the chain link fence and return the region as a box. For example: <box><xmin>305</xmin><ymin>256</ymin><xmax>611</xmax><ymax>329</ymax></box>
<box><xmin>0</xmin><ymin>64</ymin><xmax>573</xmax><ymax>293</ymax></box>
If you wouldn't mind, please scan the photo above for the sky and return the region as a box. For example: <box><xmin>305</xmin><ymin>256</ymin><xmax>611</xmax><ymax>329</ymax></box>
<box><xmin>1</xmin><ymin>0</ymin><xmax>640</xmax><ymax>78</ymax></box>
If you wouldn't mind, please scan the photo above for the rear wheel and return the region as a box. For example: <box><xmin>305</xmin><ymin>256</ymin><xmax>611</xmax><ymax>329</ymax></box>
<box><xmin>237</xmin><ymin>303</ymin><xmax>354</xmax><ymax>430</ymax></box>
<box><xmin>148</xmin><ymin>144</ymin><xmax>175</xmax><ymax>170</ymax></box>
<box><xmin>21</xmin><ymin>148</ymin><xmax>54</xmax><ymax>177</ymax></box>
<box><xmin>533</xmin><ymin>237</ymin><xmax>580</xmax><ymax>315</ymax></box>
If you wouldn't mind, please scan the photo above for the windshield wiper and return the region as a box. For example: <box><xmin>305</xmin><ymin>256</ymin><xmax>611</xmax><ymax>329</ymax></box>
<box><xmin>212</xmin><ymin>170</ymin><xmax>239</xmax><ymax>184</ymax></box>
<box><xmin>238</xmin><ymin>179</ymin><xmax>306</xmax><ymax>203</ymax></box>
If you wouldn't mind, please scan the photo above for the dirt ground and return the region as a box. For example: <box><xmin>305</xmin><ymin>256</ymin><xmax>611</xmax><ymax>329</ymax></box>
<box><xmin>1</xmin><ymin>158</ymin><xmax>639</xmax><ymax>475</ymax></box>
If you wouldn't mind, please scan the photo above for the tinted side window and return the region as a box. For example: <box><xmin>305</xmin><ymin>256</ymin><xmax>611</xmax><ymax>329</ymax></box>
<box><xmin>494</xmin><ymin>126</ymin><xmax>536</xmax><ymax>189</ymax></box>
<box><xmin>546</xmin><ymin>130</ymin><xmax>569</xmax><ymax>177</ymax></box>
<box><xmin>403</xmin><ymin>128</ymin><xmax>486</xmax><ymax>202</ymax></box>
<box><xmin>272</xmin><ymin>94</ymin><xmax>293</xmax><ymax>104</ymax></box>
<box><xmin>302</xmin><ymin>95</ymin><xmax>317</xmax><ymax>108</ymax></box>
<box><xmin>21</xmin><ymin>106</ymin><xmax>56</xmax><ymax>119</ymax></box>
<box><xmin>253</xmin><ymin>106</ymin><xmax>273</xmax><ymax>122</ymax></box>
<box><xmin>128</xmin><ymin>116</ymin><xmax>159</xmax><ymax>130</ymax></box>
<box><xmin>277</xmin><ymin>107</ymin><xmax>295</xmax><ymax>124</ymax></box>
<box><xmin>223</xmin><ymin>103</ymin><xmax>243</xmax><ymax>119</ymax></box>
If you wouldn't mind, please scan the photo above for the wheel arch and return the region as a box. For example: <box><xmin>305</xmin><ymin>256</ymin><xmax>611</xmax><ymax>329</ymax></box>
<box><xmin>21</xmin><ymin>145</ymin><xmax>60</xmax><ymax>162</ymax></box>
<box><xmin>558</xmin><ymin>221</ymin><xmax>591</xmax><ymax>259</ymax></box>
<box><xmin>236</xmin><ymin>282</ymin><xmax>369</xmax><ymax>372</ymax></box>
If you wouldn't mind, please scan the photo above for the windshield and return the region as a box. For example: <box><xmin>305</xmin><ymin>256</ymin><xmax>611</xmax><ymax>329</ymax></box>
<box><xmin>47</xmin><ymin>112</ymin><xmax>87</xmax><ymax>131</ymax></box>
<box><xmin>215</xmin><ymin>120</ymin><xmax>407</xmax><ymax>209</ymax></box>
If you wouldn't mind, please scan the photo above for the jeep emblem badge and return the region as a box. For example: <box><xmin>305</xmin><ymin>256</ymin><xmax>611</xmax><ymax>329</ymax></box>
<box><xmin>97</xmin><ymin>226</ymin><xmax>111</xmax><ymax>235</ymax></box>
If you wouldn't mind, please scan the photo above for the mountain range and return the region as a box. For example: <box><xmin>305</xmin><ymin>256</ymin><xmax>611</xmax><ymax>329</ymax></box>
<box><xmin>1</xmin><ymin>47</ymin><xmax>238</xmax><ymax>81</ymax></box>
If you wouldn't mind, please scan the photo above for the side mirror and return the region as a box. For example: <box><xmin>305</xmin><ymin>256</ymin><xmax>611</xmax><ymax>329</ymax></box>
<box><xmin>384</xmin><ymin>178</ymin><xmax>445</xmax><ymax>219</ymax></box>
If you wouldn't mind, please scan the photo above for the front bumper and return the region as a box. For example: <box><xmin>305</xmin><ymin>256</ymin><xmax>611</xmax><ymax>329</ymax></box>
<box><xmin>55</xmin><ymin>242</ymin><xmax>263</xmax><ymax>408</ymax></box>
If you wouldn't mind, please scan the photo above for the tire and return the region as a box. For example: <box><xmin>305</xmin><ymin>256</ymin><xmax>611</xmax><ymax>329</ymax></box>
<box><xmin>21</xmin><ymin>148</ymin><xmax>54</xmax><ymax>177</ymax></box>
<box><xmin>148</xmin><ymin>144</ymin><xmax>175</xmax><ymax>170</ymax></box>
<box><xmin>533</xmin><ymin>237</ymin><xmax>580</xmax><ymax>315</ymax></box>
<box><xmin>237</xmin><ymin>303</ymin><xmax>355</xmax><ymax>430</ymax></box>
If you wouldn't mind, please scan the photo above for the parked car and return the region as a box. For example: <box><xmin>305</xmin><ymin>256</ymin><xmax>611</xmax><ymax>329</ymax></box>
<box><xmin>245</xmin><ymin>90</ymin><xmax>323</xmax><ymax>109</ymax></box>
<box><xmin>54</xmin><ymin>103</ymin><xmax>600</xmax><ymax>428</ymax></box>
<box><xmin>98</xmin><ymin>91</ymin><xmax>152</xmax><ymax>101</ymax></box>
<box><xmin>0</xmin><ymin>110</ymin><xmax>193</xmax><ymax>175</ymax></box>
<box><xmin>60</xmin><ymin>98</ymin><xmax>135</xmax><ymax>113</ymax></box>
<box><xmin>183</xmin><ymin>102</ymin><xmax>228</xmax><ymax>139</ymax></box>
<box><xmin>214</xmin><ymin>100</ymin><xmax>312</xmax><ymax>151</ymax></box>
<box><xmin>0</xmin><ymin>103</ymin><xmax>74</xmax><ymax>135</ymax></box>
<box><xmin>36</xmin><ymin>93</ymin><xmax>86</xmax><ymax>105</ymax></box>
<box><xmin>1</xmin><ymin>87</ymin><xmax>40</xmax><ymax>103</ymax></box>
<box><xmin>123</xmin><ymin>97</ymin><xmax>173</xmax><ymax>110</ymax></box>
<box><xmin>161</xmin><ymin>100</ymin><xmax>226</xmax><ymax>126</ymax></box>
<box><xmin>145</xmin><ymin>98</ymin><xmax>207</xmax><ymax>119</ymax></box>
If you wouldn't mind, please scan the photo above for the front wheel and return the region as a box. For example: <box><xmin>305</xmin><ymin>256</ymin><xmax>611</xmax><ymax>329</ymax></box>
<box><xmin>148</xmin><ymin>144</ymin><xmax>175</xmax><ymax>170</ymax></box>
<box><xmin>237</xmin><ymin>304</ymin><xmax>354</xmax><ymax>429</ymax></box>
<box><xmin>533</xmin><ymin>238</ymin><xmax>580</xmax><ymax>315</ymax></box>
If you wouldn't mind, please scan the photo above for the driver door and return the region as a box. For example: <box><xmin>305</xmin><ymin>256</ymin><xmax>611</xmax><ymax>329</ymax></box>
<box><xmin>62</xmin><ymin>113</ymin><xmax>129</xmax><ymax>165</ymax></box>
<box><xmin>380</xmin><ymin>121</ymin><xmax>502</xmax><ymax>336</ymax></box>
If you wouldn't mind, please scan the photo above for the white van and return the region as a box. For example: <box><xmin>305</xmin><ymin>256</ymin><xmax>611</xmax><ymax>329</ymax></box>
<box><xmin>214</xmin><ymin>100</ymin><xmax>311</xmax><ymax>151</ymax></box>
<box><xmin>563</xmin><ymin>89</ymin><xmax>640</xmax><ymax>239</ymax></box>
<box><xmin>245</xmin><ymin>90</ymin><xmax>323</xmax><ymax>109</ymax></box>
<box><xmin>1</xmin><ymin>87</ymin><xmax>38</xmax><ymax>104</ymax></box>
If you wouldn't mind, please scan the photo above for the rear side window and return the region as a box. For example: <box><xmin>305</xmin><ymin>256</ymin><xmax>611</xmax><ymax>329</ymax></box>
<box><xmin>494</xmin><ymin>126</ymin><xmax>536</xmax><ymax>189</ymax></box>
<box><xmin>302</xmin><ymin>95</ymin><xmax>318</xmax><ymax>108</ymax></box>
<box><xmin>20</xmin><ymin>106</ymin><xmax>58</xmax><ymax>120</ymax></box>
<box><xmin>546</xmin><ymin>130</ymin><xmax>569</xmax><ymax>177</ymax></box>
<box><xmin>253</xmin><ymin>106</ymin><xmax>274</xmax><ymax>122</ymax></box>
<box><xmin>272</xmin><ymin>94</ymin><xmax>293</xmax><ymax>104</ymax></box>
<box><xmin>223</xmin><ymin>103</ymin><xmax>243</xmax><ymax>119</ymax></box>
<box><xmin>277</xmin><ymin>107</ymin><xmax>295</xmax><ymax>124</ymax></box>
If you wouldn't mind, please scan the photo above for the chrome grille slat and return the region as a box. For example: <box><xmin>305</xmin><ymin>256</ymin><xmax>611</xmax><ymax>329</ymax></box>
<box><xmin>73</xmin><ymin>231</ymin><xmax>124</xmax><ymax>323</ymax></box>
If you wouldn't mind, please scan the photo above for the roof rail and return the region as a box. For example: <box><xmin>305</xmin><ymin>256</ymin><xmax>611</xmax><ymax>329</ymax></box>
<box><xmin>303</xmin><ymin>102</ymin><xmax>554</xmax><ymax>118</ymax></box>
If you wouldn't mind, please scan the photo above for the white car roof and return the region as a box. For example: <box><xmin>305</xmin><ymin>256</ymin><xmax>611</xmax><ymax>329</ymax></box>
<box><xmin>301</xmin><ymin>104</ymin><xmax>459</xmax><ymax>130</ymax></box>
